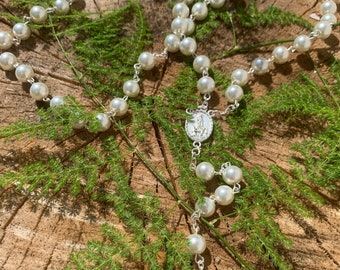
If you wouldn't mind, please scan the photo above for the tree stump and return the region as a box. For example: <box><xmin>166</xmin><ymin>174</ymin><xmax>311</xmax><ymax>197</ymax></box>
<box><xmin>0</xmin><ymin>0</ymin><xmax>339</xmax><ymax>269</ymax></box>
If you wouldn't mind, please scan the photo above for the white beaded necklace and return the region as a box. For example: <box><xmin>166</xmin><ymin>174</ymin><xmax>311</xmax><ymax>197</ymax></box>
<box><xmin>0</xmin><ymin>0</ymin><xmax>339</xmax><ymax>269</ymax></box>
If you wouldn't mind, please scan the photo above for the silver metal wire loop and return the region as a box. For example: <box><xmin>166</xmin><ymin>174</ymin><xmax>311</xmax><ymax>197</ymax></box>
<box><xmin>27</xmin><ymin>78</ymin><xmax>35</xmax><ymax>84</ymax></box>
<box><xmin>195</xmin><ymin>254</ymin><xmax>205</xmax><ymax>270</ymax></box>
<box><xmin>191</xmin><ymin>209</ymin><xmax>202</xmax><ymax>234</ymax></box>
<box><xmin>233</xmin><ymin>183</ymin><xmax>241</xmax><ymax>194</ymax></box>
<box><xmin>153</xmin><ymin>48</ymin><xmax>168</xmax><ymax>58</ymax></box>
<box><xmin>47</xmin><ymin>7</ymin><xmax>56</xmax><ymax>14</ymax></box>
<box><xmin>133</xmin><ymin>63</ymin><xmax>141</xmax><ymax>82</ymax></box>
<box><xmin>190</xmin><ymin>141</ymin><xmax>201</xmax><ymax>170</ymax></box>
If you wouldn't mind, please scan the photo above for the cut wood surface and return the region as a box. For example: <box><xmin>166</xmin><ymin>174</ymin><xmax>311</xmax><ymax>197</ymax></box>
<box><xmin>0</xmin><ymin>0</ymin><xmax>339</xmax><ymax>269</ymax></box>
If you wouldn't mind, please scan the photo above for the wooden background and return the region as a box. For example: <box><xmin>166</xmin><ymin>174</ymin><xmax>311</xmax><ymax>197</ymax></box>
<box><xmin>0</xmin><ymin>0</ymin><xmax>339</xmax><ymax>269</ymax></box>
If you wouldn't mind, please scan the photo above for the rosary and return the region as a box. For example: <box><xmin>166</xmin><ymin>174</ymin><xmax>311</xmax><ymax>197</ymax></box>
<box><xmin>0</xmin><ymin>0</ymin><xmax>338</xmax><ymax>269</ymax></box>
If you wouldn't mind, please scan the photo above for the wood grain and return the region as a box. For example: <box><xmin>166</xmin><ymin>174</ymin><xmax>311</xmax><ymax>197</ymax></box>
<box><xmin>0</xmin><ymin>0</ymin><xmax>339</xmax><ymax>269</ymax></box>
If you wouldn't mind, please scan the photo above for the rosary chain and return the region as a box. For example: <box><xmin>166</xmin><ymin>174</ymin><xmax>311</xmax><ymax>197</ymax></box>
<box><xmin>195</xmin><ymin>254</ymin><xmax>205</xmax><ymax>270</ymax></box>
<box><xmin>191</xmin><ymin>209</ymin><xmax>202</xmax><ymax>234</ymax></box>
<box><xmin>190</xmin><ymin>141</ymin><xmax>202</xmax><ymax>171</ymax></box>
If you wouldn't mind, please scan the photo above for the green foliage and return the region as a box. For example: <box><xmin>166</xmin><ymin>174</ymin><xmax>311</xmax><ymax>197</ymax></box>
<box><xmin>63</xmin><ymin>1</ymin><xmax>152</xmax><ymax>97</ymax></box>
<box><xmin>68</xmin><ymin>223</ymin><xmax>131</xmax><ymax>270</ymax></box>
<box><xmin>0</xmin><ymin>145</ymin><xmax>106</xmax><ymax>195</ymax></box>
<box><xmin>193</xmin><ymin>2</ymin><xmax>313</xmax><ymax>44</ymax></box>
<box><xmin>233</xmin><ymin>167</ymin><xmax>293</xmax><ymax>269</ymax></box>
<box><xmin>229</xmin><ymin>60</ymin><xmax>339</xmax><ymax>268</ymax></box>
<box><xmin>1</xmin><ymin>1</ymin><xmax>339</xmax><ymax>270</ymax></box>
<box><xmin>151</xmin><ymin>65</ymin><xmax>245</xmax><ymax>200</ymax></box>
<box><xmin>69</xmin><ymin>137</ymin><xmax>192</xmax><ymax>270</ymax></box>
<box><xmin>0</xmin><ymin>97</ymin><xmax>107</xmax><ymax>140</ymax></box>
<box><xmin>9</xmin><ymin>0</ymin><xmax>53</xmax><ymax>8</ymax></box>
<box><xmin>233</xmin><ymin>2</ymin><xmax>313</xmax><ymax>29</ymax></box>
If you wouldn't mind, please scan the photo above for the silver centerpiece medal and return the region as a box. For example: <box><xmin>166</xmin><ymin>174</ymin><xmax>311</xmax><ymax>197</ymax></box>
<box><xmin>185</xmin><ymin>111</ymin><xmax>213</xmax><ymax>143</ymax></box>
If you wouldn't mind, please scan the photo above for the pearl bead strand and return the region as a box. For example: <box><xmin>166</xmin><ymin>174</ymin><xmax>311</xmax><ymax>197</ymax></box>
<box><xmin>229</xmin><ymin>0</ymin><xmax>338</xmax><ymax>96</ymax></box>
<box><xmin>0</xmin><ymin>1</ymin><xmax>338</xmax><ymax>268</ymax></box>
<box><xmin>185</xmin><ymin>1</ymin><xmax>337</xmax><ymax>267</ymax></box>
<box><xmin>0</xmin><ymin>1</ymin><xmax>73</xmax><ymax>112</ymax></box>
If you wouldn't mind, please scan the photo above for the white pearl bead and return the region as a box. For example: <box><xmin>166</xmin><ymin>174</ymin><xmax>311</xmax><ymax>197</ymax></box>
<box><xmin>15</xmin><ymin>64</ymin><xmax>34</xmax><ymax>82</ymax></box>
<box><xmin>191</xmin><ymin>2</ymin><xmax>208</xmax><ymax>21</ymax></box>
<box><xmin>164</xmin><ymin>34</ymin><xmax>180</xmax><ymax>53</ymax></box>
<box><xmin>193</xmin><ymin>55</ymin><xmax>211</xmax><ymax>73</ymax></box>
<box><xmin>197</xmin><ymin>76</ymin><xmax>215</xmax><ymax>94</ymax></box>
<box><xmin>195</xmin><ymin>162</ymin><xmax>215</xmax><ymax>181</ymax></box>
<box><xmin>30</xmin><ymin>6</ymin><xmax>48</xmax><ymax>24</ymax></box>
<box><xmin>231</xmin><ymin>69</ymin><xmax>249</xmax><ymax>86</ymax></box>
<box><xmin>138</xmin><ymin>52</ymin><xmax>155</xmax><ymax>71</ymax></box>
<box><xmin>251</xmin><ymin>57</ymin><xmax>269</xmax><ymax>75</ymax></box>
<box><xmin>0</xmin><ymin>52</ymin><xmax>17</xmax><ymax>71</ymax></box>
<box><xmin>179</xmin><ymin>37</ymin><xmax>197</xmax><ymax>56</ymax></box>
<box><xmin>195</xmin><ymin>197</ymin><xmax>216</xmax><ymax>217</ymax></box>
<box><xmin>110</xmin><ymin>98</ymin><xmax>129</xmax><ymax>116</ymax></box>
<box><xmin>187</xmin><ymin>234</ymin><xmax>206</xmax><ymax>254</ymax></box>
<box><xmin>0</xmin><ymin>31</ymin><xmax>13</xmax><ymax>50</ymax></box>
<box><xmin>215</xmin><ymin>185</ymin><xmax>234</xmax><ymax>206</ymax></box>
<box><xmin>30</xmin><ymin>82</ymin><xmax>49</xmax><ymax>100</ymax></box>
<box><xmin>321</xmin><ymin>13</ymin><xmax>337</xmax><ymax>25</ymax></box>
<box><xmin>225</xmin><ymin>85</ymin><xmax>244</xmax><ymax>102</ymax></box>
<box><xmin>320</xmin><ymin>0</ymin><xmax>337</xmax><ymax>15</ymax></box>
<box><xmin>272</xmin><ymin>46</ymin><xmax>290</xmax><ymax>64</ymax></box>
<box><xmin>172</xmin><ymin>2</ymin><xmax>190</xmax><ymax>18</ymax></box>
<box><xmin>95</xmin><ymin>113</ymin><xmax>111</xmax><ymax>132</ymax></box>
<box><xmin>210</xmin><ymin>0</ymin><xmax>226</xmax><ymax>9</ymax></box>
<box><xmin>50</xmin><ymin>96</ymin><xmax>65</xmax><ymax>107</ymax></box>
<box><xmin>171</xmin><ymin>17</ymin><xmax>188</xmax><ymax>35</ymax></box>
<box><xmin>12</xmin><ymin>23</ymin><xmax>31</xmax><ymax>40</ymax></box>
<box><xmin>294</xmin><ymin>35</ymin><xmax>312</xmax><ymax>52</ymax></box>
<box><xmin>222</xmin><ymin>165</ymin><xmax>243</xmax><ymax>186</ymax></box>
<box><xmin>185</xmin><ymin>18</ymin><xmax>195</xmax><ymax>35</ymax></box>
<box><xmin>314</xmin><ymin>21</ymin><xmax>332</xmax><ymax>39</ymax></box>
<box><xmin>123</xmin><ymin>80</ymin><xmax>140</xmax><ymax>97</ymax></box>
<box><xmin>54</xmin><ymin>0</ymin><xmax>70</xmax><ymax>15</ymax></box>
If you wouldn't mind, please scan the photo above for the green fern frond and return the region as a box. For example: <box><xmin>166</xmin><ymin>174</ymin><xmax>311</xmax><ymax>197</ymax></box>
<box><xmin>234</xmin><ymin>2</ymin><xmax>313</xmax><ymax>30</ymax></box>
<box><xmin>0</xmin><ymin>145</ymin><xmax>106</xmax><ymax>196</ymax></box>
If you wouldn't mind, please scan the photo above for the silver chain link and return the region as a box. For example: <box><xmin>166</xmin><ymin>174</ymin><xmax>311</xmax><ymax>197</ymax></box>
<box><xmin>190</xmin><ymin>141</ymin><xmax>201</xmax><ymax>171</ymax></box>
<box><xmin>210</xmin><ymin>100</ymin><xmax>239</xmax><ymax>117</ymax></box>
<box><xmin>287</xmin><ymin>45</ymin><xmax>296</xmax><ymax>53</ymax></box>
<box><xmin>191</xmin><ymin>209</ymin><xmax>202</xmax><ymax>234</ymax></box>
<box><xmin>202</xmin><ymin>68</ymin><xmax>209</xmax><ymax>77</ymax></box>
<box><xmin>216</xmin><ymin>162</ymin><xmax>231</xmax><ymax>175</ymax></box>
<box><xmin>233</xmin><ymin>183</ymin><xmax>241</xmax><ymax>193</ymax></box>
<box><xmin>191</xmin><ymin>210</ymin><xmax>205</xmax><ymax>269</ymax></box>
<box><xmin>195</xmin><ymin>254</ymin><xmax>205</xmax><ymax>270</ymax></box>
<box><xmin>309</xmin><ymin>31</ymin><xmax>318</xmax><ymax>39</ymax></box>
<box><xmin>23</xmin><ymin>16</ymin><xmax>31</xmax><ymax>23</ymax></box>
<box><xmin>106</xmin><ymin>109</ymin><xmax>117</xmax><ymax>118</ymax></box>
<box><xmin>221</xmin><ymin>100</ymin><xmax>239</xmax><ymax>115</ymax></box>
<box><xmin>153</xmin><ymin>48</ymin><xmax>168</xmax><ymax>58</ymax></box>
<box><xmin>13</xmin><ymin>37</ymin><xmax>21</xmax><ymax>46</ymax></box>
<box><xmin>27</xmin><ymin>78</ymin><xmax>35</xmax><ymax>84</ymax></box>
<box><xmin>195</xmin><ymin>93</ymin><xmax>211</xmax><ymax>112</ymax></box>
<box><xmin>47</xmin><ymin>7</ymin><xmax>56</xmax><ymax>14</ymax></box>
<box><xmin>133</xmin><ymin>63</ymin><xmax>141</xmax><ymax>82</ymax></box>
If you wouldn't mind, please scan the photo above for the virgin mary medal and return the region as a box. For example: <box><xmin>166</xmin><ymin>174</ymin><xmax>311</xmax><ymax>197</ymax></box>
<box><xmin>185</xmin><ymin>111</ymin><xmax>213</xmax><ymax>142</ymax></box>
